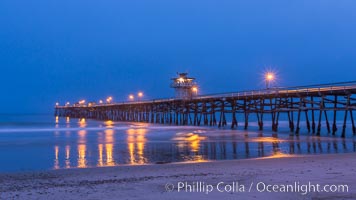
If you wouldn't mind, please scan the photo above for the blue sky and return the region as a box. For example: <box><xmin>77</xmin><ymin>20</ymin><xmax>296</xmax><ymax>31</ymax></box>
<box><xmin>0</xmin><ymin>0</ymin><xmax>356</xmax><ymax>113</ymax></box>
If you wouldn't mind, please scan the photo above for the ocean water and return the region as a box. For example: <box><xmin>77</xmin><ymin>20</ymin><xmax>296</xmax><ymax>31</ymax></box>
<box><xmin>0</xmin><ymin>114</ymin><xmax>355</xmax><ymax>172</ymax></box>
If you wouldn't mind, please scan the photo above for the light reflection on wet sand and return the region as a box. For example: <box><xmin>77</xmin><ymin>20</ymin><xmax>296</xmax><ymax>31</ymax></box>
<box><xmin>173</xmin><ymin>132</ymin><xmax>207</xmax><ymax>162</ymax></box>
<box><xmin>2</xmin><ymin>115</ymin><xmax>356</xmax><ymax>172</ymax></box>
<box><xmin>77</xmin><ymin>129</ymin><xmax>87</xmax><ymax>168</ymax></box>
<box><xmin>46</xmin><ymin>120</ymin><xmax>356</xmax><ymax>170</ymax></box>
<box><xmin>127</xmin><ymin>128</ymin><xmax>147</xmax><ymax>165</ymax></box>
<box><xmin>105</xmin><ymin>129</ymin><xmax>114</xmax><ymax>166</ymax></box>
<box><xmin>65</xmin><ymin>145</ymin><xmax>70</xmax><ymax>168</ymax></box>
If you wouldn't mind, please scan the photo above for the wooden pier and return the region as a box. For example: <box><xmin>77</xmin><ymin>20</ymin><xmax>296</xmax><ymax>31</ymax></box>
<box><xmin>55</xmin><ymin>81</ymin><xmax>356</xmax><ymax>137</ymax></box>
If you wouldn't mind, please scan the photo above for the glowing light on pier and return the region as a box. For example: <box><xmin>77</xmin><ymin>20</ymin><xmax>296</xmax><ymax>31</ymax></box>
<box><xmin>55</xmin><ymin>102</ymin><xmax>59</xmax><ymax>106</ymax></box>
<box><xmin>265</xmin><ymin>71</ymin><xmax>276</xmax><ymax>89</ymax></box>
<box><xmin>137</xmin><ymin>92</ymin><xmax>144</xmax><ymax>101</ymax></box>
<box><xmin>79</xmin><ymin>100</ymin><xmax>86</xmax><ymax>105</ymax></box>
<box><xmin>106</xmin><ymin>96</ymin><xmax>113</xmax><ymax>104</ymax></box>
<box><xmin>99</xmin><ymin>100</ymin><xmax>103</xmax><ymax>104</ymax></box>
<box><xmin>266</xmin><ymin>73</ymin><xmax>274</xmax><ymax>81</ymax></box>
<box><xmin>129</xmin><ymin>95</ymin><xmax>134</xmax><ymax>101</ymax></box>
<box><xmin>192</xmin><ymin>86</ymin><xmax>198</xmax><ymax>96</ymax></box>
<box><xmin>65</xmin><ymin>102</ymin><xmax>70</xmax><ymax>106</ymax></box>
<box><xmin>261</xmin><ymin>68</ymin><xmax>279</xmax><ymax>89</ymax></box>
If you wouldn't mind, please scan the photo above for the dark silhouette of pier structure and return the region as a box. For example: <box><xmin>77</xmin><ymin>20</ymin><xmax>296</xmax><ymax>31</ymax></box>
<box><xmin>55</xmin><ymin>75</ymin><xmax>356</xmax><ymax>137</ymax></box>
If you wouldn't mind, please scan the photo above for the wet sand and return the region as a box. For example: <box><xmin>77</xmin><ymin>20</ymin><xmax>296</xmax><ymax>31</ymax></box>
<box><xmin>1</xmin><ymin>153</ymin><xmax>355</xmax><ymax>200</ymax></box>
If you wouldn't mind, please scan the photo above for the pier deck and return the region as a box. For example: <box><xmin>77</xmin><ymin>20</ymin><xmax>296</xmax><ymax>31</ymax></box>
<box><xmin>55</xmin><ymin>81</ymin><xmax>356</xmax><ymax>137</ymax></box>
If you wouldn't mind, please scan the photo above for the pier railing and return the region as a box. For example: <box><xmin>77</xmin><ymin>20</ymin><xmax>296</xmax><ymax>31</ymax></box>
<box><xmin>57</xmin><ymin>81</ymin><xmax>356</xmax><ymax>108</ymax></box>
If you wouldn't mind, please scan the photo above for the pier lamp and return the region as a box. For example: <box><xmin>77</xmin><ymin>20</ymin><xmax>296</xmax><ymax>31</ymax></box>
<box><xmin>129</xmin><ymin>95</ymin><xmax>134</xmax><ymax>101</ymax></box>
<box><xmin>138</xmin><ymin>92</ymin><xmax>143</xmax><ymax>101</ymax></box>
<box><xmin>65</xmin><ymin>102</ymin><xmax>70</xmax><ymax>106</ymax></box>
<box><xmin>265</xmin><ymin>72</ymin><xmax>275</xmax><ymax>89</ymax></box>
<box><xmin>192</xmin><ymin>86</ymin><xmax>198</xmax><ymax>96</ymax></box>
<box><xmin>55</xmin><ymin>102</ymin><xmax>59</xmax><ymax>106</ymax></box>
<box><xmin>99</xmin><ymin>100</ymin><xmax>103</xmax><ymax>104</ymax></box>
<box><xmin>106</xmin><ymin>97</ymin><xmax>113</xmax><ymax>104</ymax></box>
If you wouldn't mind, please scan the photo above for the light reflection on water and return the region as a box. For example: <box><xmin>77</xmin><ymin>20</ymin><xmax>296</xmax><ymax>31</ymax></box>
<box><xmin>0</xmin><ymin>115</ymin><xmax>355</xmax><ymax>172</ymax></box>
<box><xmin>127</xmin><ymin>128</ymin><xmax>147</xmax><ymax>165</ymax></box>
<box><xmin>173</xmin><ymin>132</ymin><xmax>207</xmax><ymax>162</ymax></box>
<box><xmin>48</xmin><ymin>118</ymin><xmax>356</xmax><ymax>171</ymax></box>
<box><xmin>65</xmin><ymin>145</ymin><xmax>70</xmax><ymax>168</ymax></box>
<box><xmin>76</xmin><ymin>129</ymin><xmax>87</xmax><ymax>168</ymax></box>
<box><xmin>104</xmin><ymin>129</ymin><xmax>115</xmax><ymax>166</ymax></box>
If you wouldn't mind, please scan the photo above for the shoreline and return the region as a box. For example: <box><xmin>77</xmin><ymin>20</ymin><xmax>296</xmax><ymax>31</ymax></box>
<box><xmin>1</xmin><ymin>153</ymin><xmax>355</xmax><ymax>200</ymax></box>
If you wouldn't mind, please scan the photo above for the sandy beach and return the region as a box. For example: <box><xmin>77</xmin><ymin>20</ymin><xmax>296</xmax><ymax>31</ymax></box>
<box><xmin>1</xmin><ymin>153</ymin><xmax>355</xmax><ymax>200</ymax></box>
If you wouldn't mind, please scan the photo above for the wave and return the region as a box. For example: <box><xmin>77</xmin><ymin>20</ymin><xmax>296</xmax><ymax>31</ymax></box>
<box><xmin>0</xmin><ymin>124</ymin><xmax>210</xmax><ymax>133</ymax></box>
<box><xmin>0</xmin><ymin>120</ymin><xmax>353</xmax><ymax>133</ymax></box>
